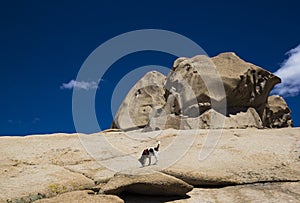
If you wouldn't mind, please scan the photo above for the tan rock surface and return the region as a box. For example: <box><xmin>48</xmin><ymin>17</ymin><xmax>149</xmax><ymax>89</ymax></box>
<box><xmin>122</xmin><ymin>182</ymin><xmax>300</xmax><ymax>203</ymax></box>
<box><xmin>0</xmin><ymin>134</ymin><xmax>96</xmax><ymax>202</ymax></box>
<box><xmin>81</xmin><ymin>128</ymin><xmax>300</xmax><ymax>186</ymax></box>
<box><xmin>36</xmin><ymin>191</ymin><xmax>124</xmax><ymax>203</ymax></box>
<box><xmin>211</xmin><ymin>52</ymin><xmax>281</xmax><ymax>117</ymax></box>
<box><xmin>102</xmin><ymin>171</ymin><xmax>193</xmax><ymax>196</ymax></box>
<box><xmin>200</xmin><ymin>108</ymin><xmax>263</xmax><ymax>129</ymax></box>
<box><xmin>112</xmin><ymin>53</ymin><xmax>286</xmax><ymax>131</ymax></box>
<box><xmin>161</xmin><ymin>128</ymin><xmax>300</xmax><ymax>186</ymax></box>
<box><xmin>164</xmin><ymin>53</ymin><xmax>280</xmax><ymax>119</ymax></box>
<box><xmin>1</xmin><ymin>128</ymin><xmax>299</xmax><ymax>202</ymax></box>
<box><xmin>146</xmin><ymin>108</ymin><xmax>263</xmax><ymax>130</ymax></box>
<box><xmin>111</xmin><ymin>71</ymin><xmax>166</xmax><ymax>131</ymax></box>
<box><xmin>180</xmin><ymin>182</ymin><xmax>300</xmax><ymax>203</ymax></box>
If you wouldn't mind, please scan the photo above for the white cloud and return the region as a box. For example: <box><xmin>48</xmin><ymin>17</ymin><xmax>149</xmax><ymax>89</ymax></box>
<box><xmin>272</xmin><ymin>44</ymin><xmax>300</xmax><ymax>97</ymax></box>
<box><xmin>60</xmin><ymin>80</ymin><xmax>98</xmax><ymax>90</ymax></box>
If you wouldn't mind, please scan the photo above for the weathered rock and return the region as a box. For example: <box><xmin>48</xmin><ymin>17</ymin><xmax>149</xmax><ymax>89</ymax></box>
<box><xmin>211</xmin><ymin>52</ymin><xmax>281</xmax><ymax>117</ymax></box>
<box><xmin>161</xmin><ymin>128</ymin><xmax>300</xmax><ymax>186</ymax></box>
<box><xmin>0</xmin><ymin>134</ymin><xmax>96</xmax><ymax>202</ymax></box>
<box><xmin>64</xmin><ymin>161</ymin><xmax>115</xmax><ymax>184</ymax></box>
<box><xmin>1</xmin><ymin>129</ymin><xmax>299</xmax><ymax>202</ymax></box>
<box><xmin>111</xmin><ymin>71</ymin><xmax>166</xmax><ymax>131</ymax></box>
<box><xmin>182</xmin><ymin>182</ymin><xmax>300</xmax><ymax>203</ymax></box>
<box><xmin>36</xmin><ymin>191</ymin><xmax>124</xmax><ymax>203</ymax></box>
<box><xmin>199</xmin><ymin>108</ymin><xmax>263</xmax><ymax>129</ymax></box>
<box><xmin>102</xmin><ymin>171</ymin><xmax>193</xmax><ymax>196</ymax></box>
<box><xmin>263</xmin><ymin>95</ymin><xmax>293</xmax><ymax>128</ymax></box>
<box><xmin>1</xmin><ymin>163</ymin><xmax>94</xmax><ymax>202</ymax></box>
<box><xmin>145</xmin><ymin>114</ymin><xmax>201</xmax><ymax>131</ymax></box>
<box><xmin>164</xmin><ymin>55</ymin><xmax>225</xmax><ymax>117</ymax></box>
<box><xmin>112</xmin><ymin>52</ymin><xmax>287</xmax><ymax>131</ymax></box>
<box><xmin>146</xmin><ymin>108</ymin><xmax>263</xmax><ymax>130</ymax></box>
<box><xmin>164</xmin><ymin>53</ymin><xmax>281</xmax><ymax>118</ymax></box>
<box><xmin>122</xmin><ymin>182</ymin><xmax>300</xmax><ymax>203</ymax></box>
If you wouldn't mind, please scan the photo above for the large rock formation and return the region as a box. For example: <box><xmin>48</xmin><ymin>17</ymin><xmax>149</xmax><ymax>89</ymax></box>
<box><xmin>111</xmin><ymin>52</ymin><xmax>292</xmax><ymax>131</ymax></box>
<box><xmin>111</xmin><ymin>71</ymin><xmax>166</xmax><ymax>131</ymax></box>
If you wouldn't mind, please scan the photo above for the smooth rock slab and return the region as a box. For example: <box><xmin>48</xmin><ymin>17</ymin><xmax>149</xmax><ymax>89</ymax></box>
<box><xmin>122</xmin><ymin>182</ymin><xmax>300</xmax><ymax>203</ymax></box>
<box><xmin>102</xmin><ymin>171</ymin><xmax>193</xmax><ymax>196</ymax></box>
<box><xmin>0</xmin><ymin>134</ymin><xmax>95</xmax><ymax>202</ymax></box>
<box><xmin>0</xmin><ymin>164</ymin><xmax>94</xmax><ymax>202</ymax></box>
<box><xmin>36</xmin><ymin>190</ymin><xmax>124</xmax><ymax>203</ymax></box>
<box><xmin>1</xmin><ymin>129</ymin><xmax>300</xmax><ymax>202</ymax></box>
<box><xmin>161</xmin><ymin>128</ymin><xmax>300</xmax><ymax>186</ymax></box>
<box><xmin>180</xmin><ymin>182</ymin><xmax>300</xmax><ymax>203</ymax></box>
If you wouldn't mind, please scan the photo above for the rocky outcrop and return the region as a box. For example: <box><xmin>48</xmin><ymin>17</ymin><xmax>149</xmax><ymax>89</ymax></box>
<box><xmin>263</xmin><ymin>95</ymin><xmax>293</xmax><ymax>128</ymax></box>
<box><xmin>102</xmin><ymin>171</ymin><xmax>193</xmax><ymax>196</ymax></box>
<box><xmin>111</xmin><ymin>71</ymin><xmax>166</xmax><ymax>131</ymax></box>
<box><xmin>111</xmin><ymin>52</ymin><xmax>291</xmax><ymax>131</ymax></box>
<box><xmin>200</xmin><ymin>108</ymin><xmax>263</xmax><ymax>129</ymax></box>
<box><xmin>145</xmin><ymin>107</ymin><xmax>263</xmax><ymax>130</ymax></box>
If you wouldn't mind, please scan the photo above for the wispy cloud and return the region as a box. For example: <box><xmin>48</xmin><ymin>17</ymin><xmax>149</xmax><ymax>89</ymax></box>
<box><xmin>60</xmin><ymin>80</ymin><xmax>98</xmax><ymax>90</ymax></box>
<box><xmin>32</xmin><ymin>117</ymin><xmax>40</xmax><ymax>124</ymax></box>
<box><xmin>272</xmin><ymin>44</ymin><xmax>300</xmax><ymax>97</ymax></box>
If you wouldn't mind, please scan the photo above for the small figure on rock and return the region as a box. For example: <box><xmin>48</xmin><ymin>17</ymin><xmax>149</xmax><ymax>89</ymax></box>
<box><xmin>138</xmin><ymin>141</ymin><xmax>160</xmax><ymax>167</ymax></box>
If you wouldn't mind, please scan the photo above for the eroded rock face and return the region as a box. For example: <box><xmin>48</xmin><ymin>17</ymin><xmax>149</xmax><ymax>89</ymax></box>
<box><xmin>111</xmin><ymin>52</ymin><xmax>291</xmax><ymax>130</ymax></box>
<box><xmin>263</xmin><ymin>95</ymin><xmax>293</xmax><ymax>128</ymax></box>
<box><xmin>163</xmin><ymin>53</ymin><xmax>281</xmax><ymax>118</ymax></box>
<box><xmin>211</xmin><ymin>53</ymin><xmax>281</xmax><ymax>117</ymax></box>
<box><xmin>199</xmin><ymin>107</ymin><xmax>263</xmax><ymax>129</ymax></box>
<box><xmin>164</xmin><ymin>55</ymin><xmax>225</xmax><ymax>117</ymax></box>
<box><xmin>111</xmin><ymin>71</ymin><xmax>166</xmax><ymax>131</ymax></box>
<box><xmin>146</xmin><ymin>108</ymin><xmax>263</xmax><ymax>130</ymax></box>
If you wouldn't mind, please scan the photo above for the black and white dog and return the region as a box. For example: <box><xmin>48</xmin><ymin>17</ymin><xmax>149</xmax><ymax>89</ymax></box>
<box><xmin>138</xmin><ymin>141</ymin><xmax>160</xmax><ymax>167</ymax></box>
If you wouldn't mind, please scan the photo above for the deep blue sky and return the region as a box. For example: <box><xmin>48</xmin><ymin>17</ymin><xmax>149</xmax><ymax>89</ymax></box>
<box><xmin>1</xmin><ymin>0</ymin><xmax>299</xmax><ymax>135</ymax></box>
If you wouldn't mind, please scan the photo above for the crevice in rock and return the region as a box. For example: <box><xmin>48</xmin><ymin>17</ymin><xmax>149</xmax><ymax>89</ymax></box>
<box><xmin>193</xmin><ymin>183</ymin><xmax>236</xmax><ymax>189</ymax></box>
<box><xmin>46</xmin><ymin>160</ymin><xmax>98</xmax><ymax>185</ymax></box>
<box><xmin>193</xmin><ymin>180</ymin><xmax>300</xmax><ymax>189</ymax></box>
<box><xmin>161</xmin><ymin>170</ymin><xmax>300</xmax><ymax>189</ymax></box>
<box><xmin>62</xmin><ymin>166</ymin><xmax>96</xmax><ymax>184</ymax></box>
